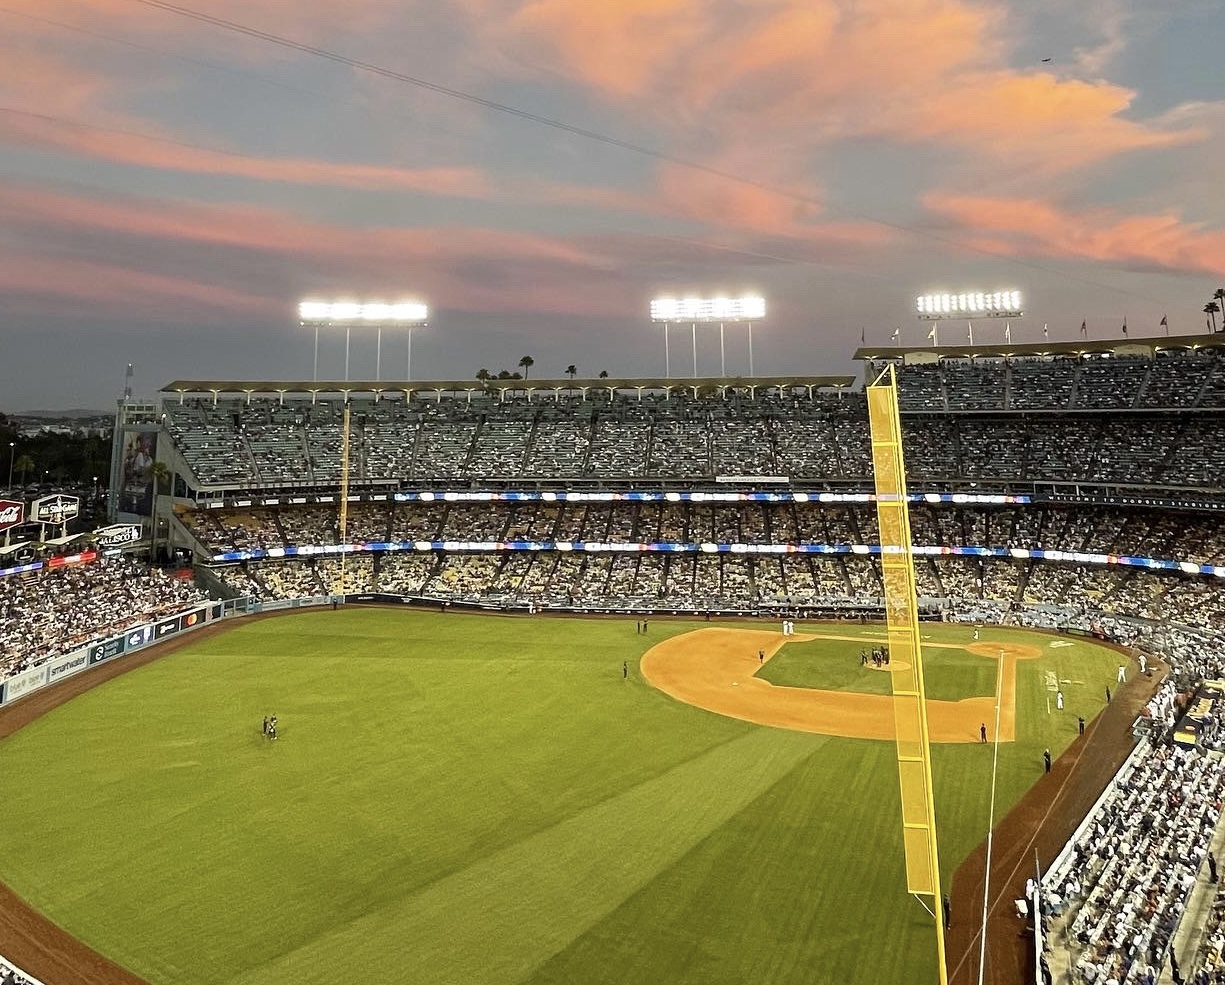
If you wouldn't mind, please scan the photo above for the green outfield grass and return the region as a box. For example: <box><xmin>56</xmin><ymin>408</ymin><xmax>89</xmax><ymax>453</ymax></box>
<box><xmin>0</xmin><ymin>610</ymin><xmax>1123</xmax><ymax>985</ymax></box>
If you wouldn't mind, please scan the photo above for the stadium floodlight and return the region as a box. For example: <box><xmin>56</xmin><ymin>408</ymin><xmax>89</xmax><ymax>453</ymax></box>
<box><xmin>650</xmin><ymin>295</ymin><xmax>766</xmax><ymax>377</ymax></box>
<box><xmin>298</xmin><ymin>299</ymin><xmax>429</xmax><ymax>382</ymax></box>
<box><xmin>298</xmin><ymin>300</ymin><xmax>429</xmax><ymax>325</ymax></box>
<box><xmin>915</xmin><ymin>290</ymin><xmax>1022</xmax><ymax>320</ymax></box>
<box><xmin>650</xmin><ymin>295</ymin><xmax>765</xmax><ymax>323</ymax></box>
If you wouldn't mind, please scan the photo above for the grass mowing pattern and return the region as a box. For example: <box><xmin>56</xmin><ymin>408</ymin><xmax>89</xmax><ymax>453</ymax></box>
<box><xmin>0</xmin><ymin>611</ymin><xmax>1121</xmax><ymax>985</ymax></box>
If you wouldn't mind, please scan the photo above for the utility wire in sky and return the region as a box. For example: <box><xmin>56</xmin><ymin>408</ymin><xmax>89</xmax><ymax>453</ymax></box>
<box><xmin>19</xmin><ymin>0</ymin><xmax>1184</xmax><ymax>308</ymax></box>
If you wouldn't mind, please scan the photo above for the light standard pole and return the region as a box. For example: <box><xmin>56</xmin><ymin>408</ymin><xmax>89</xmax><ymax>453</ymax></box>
<box><xmin>6</xmin><ymin>442</ymin><xmax>13</xmax><ymax>492</ymax></box>
<box><xmin>299</xmin><ymin>300</ymin><xmax>427</xmax><ymax>387</ymax></box>
<box><xmin>651</xmin><ymin>296</ymin><xmax>765</xmax><ymax>381</ymax></box>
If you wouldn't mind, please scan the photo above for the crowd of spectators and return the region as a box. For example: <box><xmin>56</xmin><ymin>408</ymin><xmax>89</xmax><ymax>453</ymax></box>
<box><xmin>0</xmin><ymin>557</ymin><xmax>210</xmax><ymax>681</ymax></box>
<box><xmin>162</xmin><ymin>351</ymin><xmax>1225</xmax><ymax>492</ymax></box>
<box><xmin>881</xmin><ymin>348</ymin><xmax>1225</xmax><ymax>413</ymax></box>
<box><xmin>0</xmin><ymin>956</ymin><xmax>37</xmax><ymax>984</ymax></box>
<box><xmin>1043</xmin><ymin>744</ymin><xmax>1225</xmax><ymax>983</ymax></box>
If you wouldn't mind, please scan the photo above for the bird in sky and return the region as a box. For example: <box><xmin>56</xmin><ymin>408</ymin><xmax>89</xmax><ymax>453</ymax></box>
<box><xmin>1041</xmin><ymin>57</ymin><xmax>1052</xmax><ymax>62</ymax></box>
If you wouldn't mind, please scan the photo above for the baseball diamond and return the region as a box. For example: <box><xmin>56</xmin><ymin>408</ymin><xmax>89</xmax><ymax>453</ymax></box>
<box><xmin>0</xmin><ymin>608</ymin><xmax>1133</xmax><ymax>985</ymax></box>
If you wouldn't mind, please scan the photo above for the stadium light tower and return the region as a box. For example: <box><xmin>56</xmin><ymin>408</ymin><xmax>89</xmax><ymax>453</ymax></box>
<box><xmin>298</xmin><ymin>300</ymin><xmax>429</xmax><ymax>382</ymax></box>
<box><xmin>915</xmin><ymin>290</ymin><xmax>1022</xmax><ymax>347</ymax></box>
<box><xmin>650</xmin><ymin>295</ymin><xmax>766</xmax><ymax>377</ymax></box>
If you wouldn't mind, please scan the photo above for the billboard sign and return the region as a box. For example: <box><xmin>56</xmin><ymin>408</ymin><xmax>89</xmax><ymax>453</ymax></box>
<box><xmin>2</xmin><ymin>664</ymin><xmax>47</xmax><ymax>704</ymax></box>
<box><xmin>126</xmin><ymin>625</ymin><xmax>154</xmax><ymax>650</ymax></box>
<box><xmin>46</xmin><ymin>650</ymin><xmax>90</xmax><ymax>683</ymax></box>
<box><xmin>118</xmin><ymin>430</ymin><xmax>158</xmax><ymax>516</ymax></box>
<box><xmin>0</xmin><ymin>500</ymin><xmax>22</xmax><ymax>532</ymax></box>
<box><xmin>11</xmin><ymin>545</ymin><xmax>37</xmax><ymax>565</ymax></box>
<box><xmin>94</xmin><ymin>523</ymin><xmax>143</xmax><ymax>548</ymax></box>
<box><xmin>178</xmin><ymin>608</ymin><xmax>206</xmax><ymax>632</ymax></box>
<box><xmin>89</xmin><ymin>637</ymin><xmax>127</xmax><ymax>665</ymax></box>
<box><xmin>33</xmin><ymin>494</ymin><xmax>80</xmax><ymax>526</ymax></box>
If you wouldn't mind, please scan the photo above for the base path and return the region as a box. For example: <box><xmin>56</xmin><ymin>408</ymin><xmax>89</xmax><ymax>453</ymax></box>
<box><xmin>641</xmin><ymin>627</ymin><xmax>1041</xmax><ymax>743</ymax></box>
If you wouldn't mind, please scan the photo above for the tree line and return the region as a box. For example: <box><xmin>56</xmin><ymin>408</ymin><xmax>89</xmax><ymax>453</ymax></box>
<box><xmin>474</xmin><ymin>357</ymin><xmax>609</xmax><ymax>382</ymax></box>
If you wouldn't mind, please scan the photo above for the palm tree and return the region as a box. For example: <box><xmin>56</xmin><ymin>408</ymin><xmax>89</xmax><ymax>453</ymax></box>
<box><xmin>1206</xmin><ymin>302</ymin><xmax>1221</xmax><ymax>333</ymax></box>
<box><xmin>565</xmin><ymin>364</ymin><xmax>577</xmax><ymax>379</ymax></box>
<box><xmin>476</xmin><ymin>368</ymin><xmax>491</xmax><ymax>381</ymax></box>
<box><xmin>14</xmin><ymin>454</ymin><xmax>34</xmax><ymax>488</ymax></box>
<box><xmin>147</xmin><ymin>460</ymin><xmax>171</xmax><ymax>563</ymax></box>
<box><xmin>598</xmin><ymin>370</ymin><xmax>609</xmax><ymax>379</ymax></box>
<box><xmin>1214</xmin><ymin>289</ymin><xmax>1225</xmax><ymax>329</ymax></box>
<box><xmin>518</xmin><ymin>355</ymin><xmax>534</xmax><ymax>379</ymax></box>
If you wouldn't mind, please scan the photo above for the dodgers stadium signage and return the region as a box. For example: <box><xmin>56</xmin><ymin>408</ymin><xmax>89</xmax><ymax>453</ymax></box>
<box><xmin>33</xmin><ymin>494</ymin><xmax>80</xmax><ymax>525</ymax></box>
<box><xmin>94</xmin><ymin>523</ymin><xmax>143</xmax><ymax>547</ymax></box>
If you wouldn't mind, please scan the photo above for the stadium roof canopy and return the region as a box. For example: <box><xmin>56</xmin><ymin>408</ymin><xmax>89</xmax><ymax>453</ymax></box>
<box><xmin>854</xmin><ymin>332</ymin><xmax>1225</xmax><ymax>362</ymax></box>
<box><xmin>160</xmin><ymin>375</ymin><xmax>858</xmax><ymax>397</ymax></box>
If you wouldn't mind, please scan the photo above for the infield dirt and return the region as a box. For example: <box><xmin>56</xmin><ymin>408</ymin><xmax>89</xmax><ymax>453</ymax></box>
<box><xmin>641</xmin><ymin>627</ymin><xmax>1040</xmax><ymax>742</ymax></box>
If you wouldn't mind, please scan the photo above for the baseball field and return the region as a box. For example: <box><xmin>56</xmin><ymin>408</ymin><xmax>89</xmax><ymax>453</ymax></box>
<box><xmin>0</xmin><ymin>608</ymin><xmax>1125</xmax><ymax>985</ymax></box>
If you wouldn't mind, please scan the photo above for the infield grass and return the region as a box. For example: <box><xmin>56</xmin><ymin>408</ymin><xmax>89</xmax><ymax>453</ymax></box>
<box><xmin>0</xmin><ymin>610</ymin><xmax>1123</xmax><ymax>985</ymax></box>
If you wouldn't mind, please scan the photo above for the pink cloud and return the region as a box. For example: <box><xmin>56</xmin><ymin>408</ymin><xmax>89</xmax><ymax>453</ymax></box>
<box><xmin>0</xmin><ymin>248</ymin><xmax>276</xmax><ymax>318</ymax></box>
<box><xmin>1</xmin><ymin>110</ymin><xmax>493</xmax><ymax>197</ymax></box>
<box><xmin>0</xmin><ymin>184</ymin><xmax>663</xmax><ymax>321</ymax></box>
<box><xmin>925</xmin><ymin>192</ymin><xmax>1225</xmax><ymax>278</ymax></box>
<box><xmin>477</xmin><ymin>0</ymin><xmax>1199</xmax><ymax>172</ymax></box>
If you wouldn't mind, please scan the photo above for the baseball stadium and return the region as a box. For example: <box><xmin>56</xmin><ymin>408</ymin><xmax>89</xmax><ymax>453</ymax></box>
<box><xmin>2</xmin><ymin>333</ymin><xmax>1225</xmax><ymax>985</ymax></box>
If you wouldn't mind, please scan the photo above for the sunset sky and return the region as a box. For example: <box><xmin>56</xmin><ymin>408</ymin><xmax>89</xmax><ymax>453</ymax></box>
<box><xmin>2</xmin><ymin>0</ymin><xmax>1223</xmax><ymax>409</ymax></box>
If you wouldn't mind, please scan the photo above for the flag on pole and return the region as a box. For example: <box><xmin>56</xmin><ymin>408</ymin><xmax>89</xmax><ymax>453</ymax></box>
<box><xmin>927</xmin><ymin>326</ymin><xmax>936</xmax><ymax>341</ymax></box>
<box><xmin>1043</xmin><ymin>323</ymin><xmax>1049</xmax><ymax>339</ymax></box>
<box><xmin>1160</xmin><ymin>315</ymin><xmax>1168</xmax><ymax>335</ymax></box>
<box><xmin>1122</xmin><ymin>317</ymin><xmax>1128</xmax><ymax>336</ymax></box>
<box><xmin>1004</xmin><ymin>324</ymin><xmax>1012</xmax><ymax>343</ymax></box>
<box><xmin>1080</xmin><ymin>320</ymin><xmax>1088</xmax><ymax>337</ymax></box>
<box><xmin>861</xmin><ymin>326</ymin><xmax>866</xmax><ymax>344</ymax></box>
<box><xmin>967</xmin><ymin>320</ymin><xmax>974</xmax><ymax>345</ymax></box>
<box><xmin>891</xmin><ymin>327</ymin><xmax>900</xmax><ymax>341</ymax></box>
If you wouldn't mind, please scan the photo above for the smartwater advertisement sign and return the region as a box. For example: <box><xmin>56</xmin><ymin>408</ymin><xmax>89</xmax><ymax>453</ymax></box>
<box><xmin>45</xmin><ymin>650</ymin><xmax>89</xmax><ymax>684</ymax></box>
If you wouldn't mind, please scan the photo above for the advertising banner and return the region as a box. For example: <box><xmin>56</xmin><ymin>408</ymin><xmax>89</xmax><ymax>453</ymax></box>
<box><xmin>46</xmin><ymin>649</ymin><xmax>90</xmax><ymax>683</ymax></box>
<box><xmin>178</xmin><ymin>608</ymin><xmax>207</xmax><ymax>632</ymax></box>
<box><xmin>32</xmin><ymin>494</ymin><xmax>80</xmax><ymax>526</ymax></box>
<box><xmin>94</xmin><ymin>523</ymin><xmax>143</xmax><ymax>548</ymax></box>
<box><xmin>88</xmin><ymin>637</ymin><xmax>127</xmax><ymax>665</ymax></box>
<box><xmin>0</xmin><ymin>499</ymin><xmax>23</xmax><ymax>533</ymax></box>
<box><xmin>125</xmin><ymin>625</ymin><xmax>154</xmax><ymax>650</ymax></box>
<box><xmin>2</xmin><ymin>664</ymin><xmax>48</xmax><ymax>704</ymax></box>
<box><xmin>12</xmin><ymin>545</ymin><xmax>37</xmax><ymax>565</ymax></box>
<box><xmin>118</xmin><ymin>430</ymin><xmax>159</xmax><ymax>516</ymax></box>
<box><xmin>154</xmin><ymin>617</ymin><xmax>181</xmax><ymax>640</ymax></box>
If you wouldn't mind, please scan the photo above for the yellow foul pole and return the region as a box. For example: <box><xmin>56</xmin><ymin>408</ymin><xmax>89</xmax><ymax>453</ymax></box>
<box><xmin>866</xmin><ymin>365</ymin><xmax>948</xmax><ymax>984</ymax></box>
<box><xmin>335</xmin><ymin>402</ymin><xmax>351</xmax><ymax>597</ymax></box>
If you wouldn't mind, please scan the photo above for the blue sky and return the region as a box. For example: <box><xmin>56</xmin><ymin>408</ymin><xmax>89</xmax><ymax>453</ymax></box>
<box><xmin>1</xmin><ymin>0</ymin><xmax>1222</xmax><ymax>409</ymax></box>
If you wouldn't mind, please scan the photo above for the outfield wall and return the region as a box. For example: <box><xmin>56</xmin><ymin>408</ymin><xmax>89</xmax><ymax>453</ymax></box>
<box><xmin>0</xmin><ymin>602</ymin><xmax>223</xmax><ymax>707</ymax></box>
